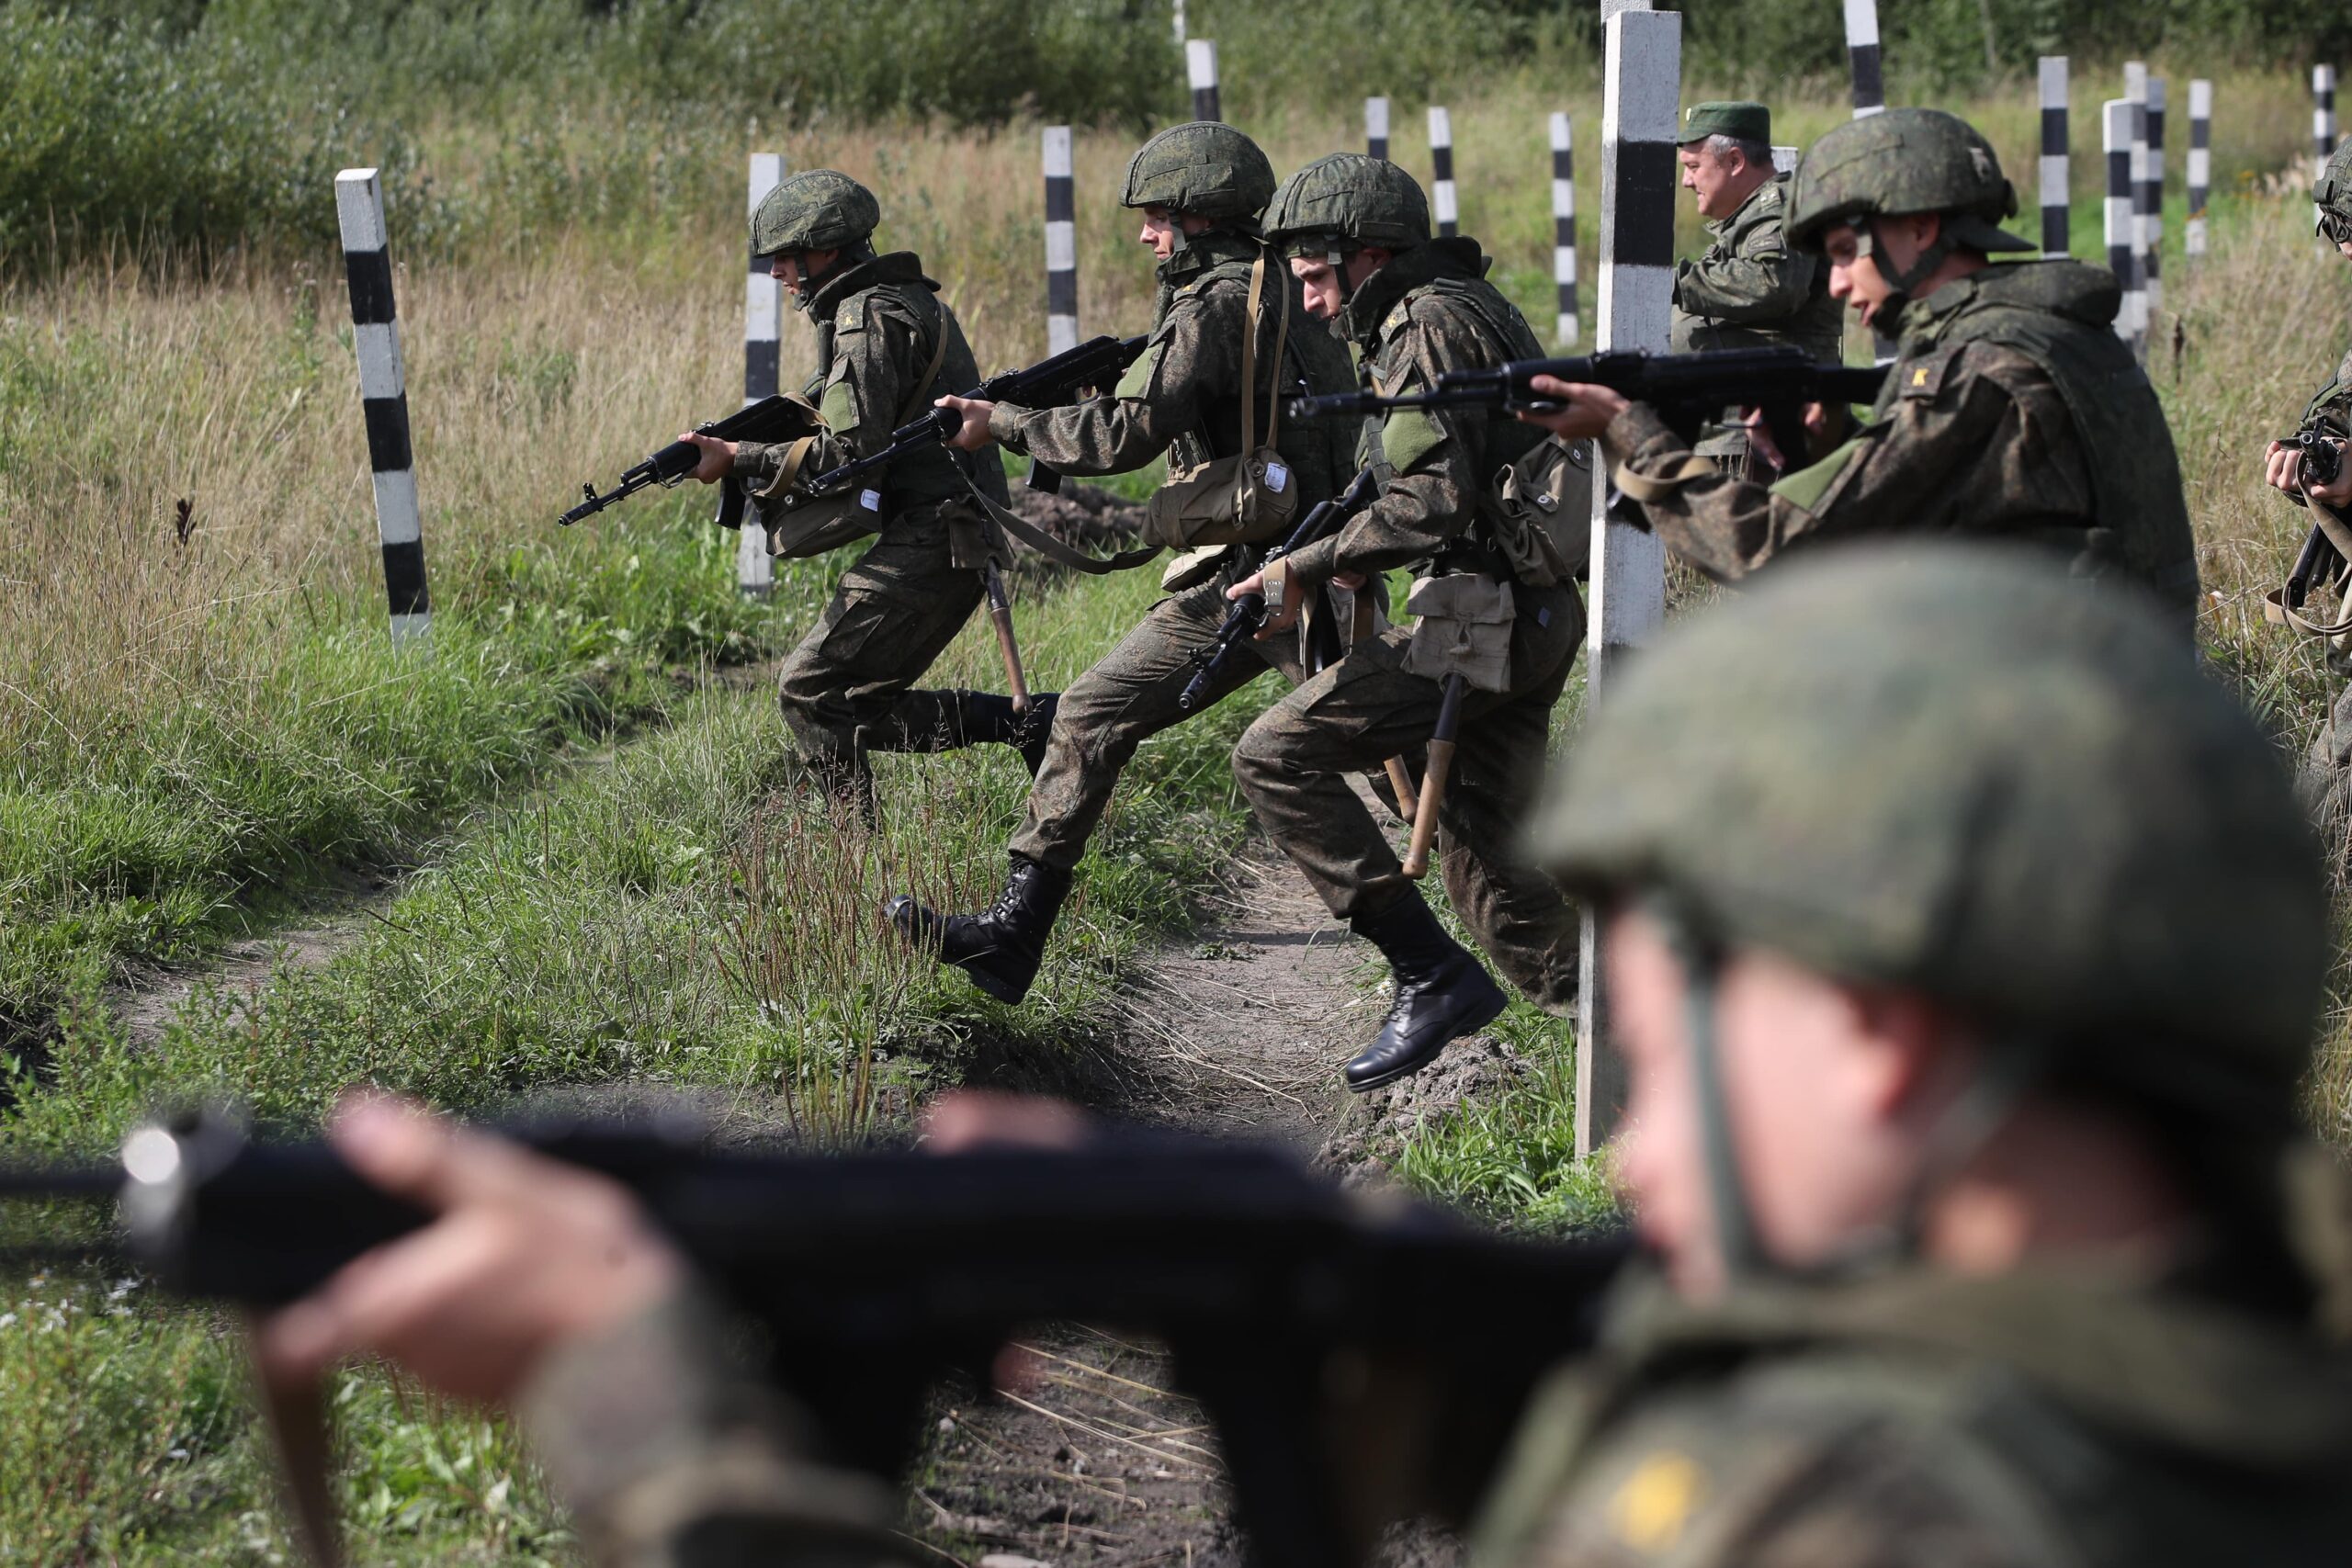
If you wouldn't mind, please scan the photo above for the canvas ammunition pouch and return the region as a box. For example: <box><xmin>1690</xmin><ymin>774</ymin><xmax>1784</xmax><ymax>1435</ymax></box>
<box><xmin>1402</xmin><ymin>574</ymin><xmax>1515</xmax><ymax>693</ymax></box>
<box><xmin>1160</xmin><ymin>543</ymin><xmax>1230</xmax><ymax>593</ymax></box>
<box><xmin>760</xmin><ymin>319</ymin><xmax>951</xmax><ymax>559</ymax></box>
<box><xmin>1489</xmin><ymin>436</ymin><xmax>1594</xmax><ymax>588</ymax></box>
<box><xmin>1143</xmin><ymin>253</ymin><xmax>1303</xmax><ymax>551</ymax></box>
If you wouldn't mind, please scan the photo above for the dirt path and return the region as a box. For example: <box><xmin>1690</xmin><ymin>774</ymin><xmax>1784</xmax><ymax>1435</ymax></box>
<box><xmin>904</xmin><ymin>852</ymin><xmax>1507</xmax><ymax>1568</ymax></box>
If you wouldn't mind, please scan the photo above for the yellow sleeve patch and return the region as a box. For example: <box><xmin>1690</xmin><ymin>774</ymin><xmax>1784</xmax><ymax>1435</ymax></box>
<box><xmin>1768</xmin><ymin>432</ymin><xmax>1871</xmax><ymax>514</ymax></box>
<box><xmin>1381</xmin><ymin>405</ymin><xmax>1448</xmax><ymax>474</ymax></box>
<box><xmin>1607</xmin><ymin>1450</ymin><xmax>1707</xmax><ymax>1554</ymax></box>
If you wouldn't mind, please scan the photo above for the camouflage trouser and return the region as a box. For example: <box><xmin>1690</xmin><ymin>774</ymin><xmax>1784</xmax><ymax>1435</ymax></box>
<box><xmin>1230</xmin><ymin>579</ymin><xmax>1585</xmax><ymax>1010</ymax></box>
<box><xmin>777</xmin><ymin>500</ymin><xmax>989</xmax><ymax>788</ymax></box>
<box><xmin>1010</xmin><ymin>563</ymin><xmax>1313</xmax><ymax>869</ymax></box>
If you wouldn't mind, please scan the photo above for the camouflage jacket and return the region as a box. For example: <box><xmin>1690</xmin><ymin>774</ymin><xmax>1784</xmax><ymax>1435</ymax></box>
<box><xmin>1607</xmin><ymin>260</ymin><xmax>2199</xmax><ymax>634</ymax></box>
<box><xmin>731</xmin><ymin>251</ymin><xmax>1007</xmax><ymax>513</ymax></box>
<box><xmin>985</xmin><ymin>229</ymin><xmax>1356</xmax><ymax>507</ymax></box>
<box><xmin>1285</xmin><ymin>237</ymin><xmax>1548</xmax><ymax>586</ymax></box>
<box><xmin>1474</xmin><ymin>1258</ymin><xmax>2352</xmax><ymax>1568</ymax></box>
<box><xmin>1668</xmin><ymin>175</ymin><xmax>1842</xmax><ymax>361</ymax></box>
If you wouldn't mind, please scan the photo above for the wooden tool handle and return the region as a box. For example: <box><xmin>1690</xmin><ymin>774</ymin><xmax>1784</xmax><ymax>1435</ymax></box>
<box><xmin>1402</xmin><ymin>674</ymin><xmax>1467</xmax><ymax>880</ymax></box>
<box><xmin>984</xmin><ymin>564</ymin><xmax>1031</xmax><ymax>714</ymax></box>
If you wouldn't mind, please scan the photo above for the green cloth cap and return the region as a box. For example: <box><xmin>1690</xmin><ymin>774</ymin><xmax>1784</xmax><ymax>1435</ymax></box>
<box><xmin>1679</xmin><ymin>101</ymin><xmax>1771</xmax><ymax>146</ymax></box>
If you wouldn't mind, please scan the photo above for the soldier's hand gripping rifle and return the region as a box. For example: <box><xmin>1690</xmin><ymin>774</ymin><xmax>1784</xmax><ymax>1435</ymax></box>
<box><xmin>559</xmin><ymin>394</ymin><xmax>813</xmax><ymax>527</ymax></box>
<box><xmin>2278</xmin><ymin>430</ymin><xmax>2350</xmax><ymax>615</ymax></box>
<box><xmin>1179</xmin><ymin>466</ymin><xmax>1383</xmax><ymax>713</ymax></box>
<box><xmin>805</xmin><ymin>332</ymin><xmax>1149</xmax><ymax>499</ymax></box>
<box><xmin>4</xmin><ymin>1111</ymin><xmax>1630</xmax><ymax>1568</ymax></box>
<box><xmin>1289</xmin><ymin>346</ymin><xmax>1889</xmax><ymax>479</ymax></box>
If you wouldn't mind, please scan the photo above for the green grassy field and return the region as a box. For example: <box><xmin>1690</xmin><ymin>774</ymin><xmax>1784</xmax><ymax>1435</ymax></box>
<box><xmin>4</xmin><ymin>49</ymin><xmax>2350</xmax><ymax>1561</ymax></box>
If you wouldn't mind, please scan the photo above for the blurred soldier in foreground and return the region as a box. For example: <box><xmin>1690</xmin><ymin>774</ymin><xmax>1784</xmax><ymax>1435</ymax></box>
<box><xmin>2262</xmin><ymin>135</ymin><xmax>2352</xmax><ymax>823</ymax></box>
<box><xmin>1225</xmin><ymin>152</ymin><xmax>1585</xmax><ymax>1089</ymax></box>
<box><xmin>259</xmin><ymin>547</ymin><xmax>2352</xmax><ymax>1566</ymax></box>
<box><xmin>1523</xmin><ymin>107</ymin><xmax>2201</xmax><ymax>636</ymax></box>
<box><xmin>1669</xmin><ymin>100</ymin><xmax>1844</xmax><ymax>477</ymax></box>
<box><xmin>886</xmin><ymin>122</ymin><xmax>1359</xmax><ymax>1008</ymax></box>
<box><xmin>678</xmin><ymin>170</ymin><xmax>1050</xmax><ymax>810</ymax></box>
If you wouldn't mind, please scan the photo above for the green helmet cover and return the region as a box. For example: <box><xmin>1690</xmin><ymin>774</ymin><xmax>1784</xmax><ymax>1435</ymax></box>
<box><xmin>751</xmin><ymin>170</ymin><xmax>880</xmax><ymax>257</ymax></box>
<box><xmin>1786</xmin><ymin>107</ymin><xmax>2032</xmax><ymax>254</ymax></box>
<box><xmin>1121</xmin><ymin>122</ymin><xmax>1275</xmax><ymax>221</ymax></box>
<box><xmin>1264</xmin><ymin>152</ymin><xmax>1431</xmax><ymax>256</ymax></box>
<box><xmin>2315</xmin><ymin>134</ymin><xmax>2352</xmax><ymax>233</ymax></box>
<box><xmin>1535</xmin><ymin>544</ymin><xmax>2325</xmax><ymax>1134</ymax></box>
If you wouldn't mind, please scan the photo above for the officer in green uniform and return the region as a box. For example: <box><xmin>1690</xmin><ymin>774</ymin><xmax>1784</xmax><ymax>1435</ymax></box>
<box><xmin>1230</xmin><ymin>152</ymin><xmax>1584</xmax><ymax>1089</ymax></box>
<box><xmin>884</xmin><ymin>123</ymin><xmax>1359</xmax><ymax>1006</ymax></box>
<box><xmin>681</xmin><ymin>170</ymin><xmax>1049</xmax><ymax>810</ymax></box>
<box><xmin>1522</xmin><ymin>107</ymin><xmax>2201</xmax><ymax>637</ymax></box>
<box><xmin>1670</xmin><ymin>101</ymin><xmax>1844</xmax><ymax>476</ymax></box>
<box><xmin>2260</xmin><ymin>135</ymin><xmax>2352</xmax><ymax>819</ymax></box>
<box><xmin>260</xmin><ymin>547</ymin><xmax>2352</xmax><ymax>1568</ymax></box>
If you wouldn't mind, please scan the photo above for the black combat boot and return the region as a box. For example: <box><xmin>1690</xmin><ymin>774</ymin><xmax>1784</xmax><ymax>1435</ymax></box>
<box><xmin>886</xmin><ymin>852</ymin><xmax>1072</xmax><ymax>1004</ymax></box>
<box><xmin>1344</xmin><ymin>892</ymin><xmax>1507</xmax><ymax>1092</ymax></box>
<box><xmin>961</xmin><ymin>691</ymin><xmax>1061</xmax><ymax>777</ymax></box>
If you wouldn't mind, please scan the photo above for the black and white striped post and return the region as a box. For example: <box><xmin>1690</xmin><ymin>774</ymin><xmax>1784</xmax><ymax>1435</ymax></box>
<box><xmin>335</xmin><ymin>168</ymin><xmax>429</xmax><ymax>647</ymax></box>
<box><xmin>1845</xmin><ymin>0</ymin><xmax>1884</xmax><ymax>118</ymax></box>
<box><xmin>2104</xmin><ymin>99</ymin><xmax>2143</xmax><ymax>352</ymax></box>
<box><xmin>1430</xmin><ymin>107</ymin><xmax>1458</xmax><ymax>239</ymax></box>
<box><xmin>2124</xmin><ymin>62</ymin><xmax>2149</xmax><ymax>363</ymax></box>
<box><xmin>2145</xmin><ymin>77</ymin><xmax>2166</xmax><ymax>322</ymax></box>
<box><xmin>1187</xmin><ymin>39</ymin><xmax>1219</xmax><ymax>123</ymax></box>
<box><xmin>2317</xmin><ymin>65</ymin><xmax>2337</xmax><ymax>238</ymax></box>
<box><xmin>1577</xmin><ymin>2</ymin><xmax>1679</xmax><ymax>1157</ymax></box>
<box><xmin>1043</xmin><ymin>126</ymin><xmax>1079</xmax><ymax>357</ymax></box>
<box><xmin>2187</xmin><ymin>78</ymin><xmax>2212</xmax><ymax>259</ymax></box>
<box><xmin>1366</xmin><ymin>97</ymin><xmax>1390</xmax><ymax>161</ymax></box>
<box><xmin>1551</xmin><ymin>112</ymin><xmax>1578</xmax><ymax>345</ymax></box>
<box><xmin>734</xmin><ymin>152</ymin><xmax>784</xmax><ymax>599</ymax></box>
<box><xmin>2039</xmin><ymin>56</ymin><xmax>2070</xmax><ymax>258</ymax></box>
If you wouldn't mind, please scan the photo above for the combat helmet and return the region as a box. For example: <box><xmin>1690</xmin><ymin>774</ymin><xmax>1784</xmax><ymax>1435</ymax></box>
<box><xmin>2315</xmin><ymin>134</ymin><xmax>2352</xmax><ymax>241</ymax></box>
<box><xmin>1786</xmin><ymin>107</ymin><xmax>2032</xmax><ymax>258</ymax></box>
<box><xmin>1536</xmin><ymin>546</ymin><xmax>2325</xmax><ymax>1264</ymax></box>
<box><xmin>751</xmin><ymin>170</ymin><xmax>881</xmax><ymax>258</ymax></box>
<box><xmin>1263</xmin><ymin>152</ymin><xmax>1432</xmax><ymax>260</ymax></box>
<box><xmin>1121</xmin><ymin>122</ymin><xmax>1275</xmax><ymax>221</ymax></box>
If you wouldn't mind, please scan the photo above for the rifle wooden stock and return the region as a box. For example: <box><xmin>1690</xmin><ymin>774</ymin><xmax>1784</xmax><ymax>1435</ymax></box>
<box><xmin>1403</xmin><ymin>674</ymin><xmax>1466</xmax><ymax>879</ymax></box>
<box><xmin>983</xmin><ymin>563</ymin><xmax>1030</xmax><ymax>714</ymax></box>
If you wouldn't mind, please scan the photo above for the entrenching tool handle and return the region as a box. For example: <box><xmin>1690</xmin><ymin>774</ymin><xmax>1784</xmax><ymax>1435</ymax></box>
<box><xmin>1384</xmin><ymin>758</ymin><xmax>1421</xmax><ymax>821</ymax></box>
<box><xmin>1403</xmin><ymin>675</ymin><xmax>1466</xmax><ymax>879</ymax></box>
<box><xmin>984</xmin><ymin>563</ymin><xmax>1031</xmax><ymax>715</ymax></box>
<box><xmin>1353</xmin><ymin>589</ymin><xmax>1422</xmax><ymax>820</ymax></box>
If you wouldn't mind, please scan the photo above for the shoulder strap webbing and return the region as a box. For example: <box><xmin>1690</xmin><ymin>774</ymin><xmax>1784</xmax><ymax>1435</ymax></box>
<box><xmin>967</xmin><ymin>481</ymin><xmax>1164</xmax><ymax>576</ymax></box>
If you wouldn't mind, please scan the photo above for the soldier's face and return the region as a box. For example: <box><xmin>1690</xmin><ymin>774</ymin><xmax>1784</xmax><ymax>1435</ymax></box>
<box><xmin>768</xmin><ymin>248</ymin><xmax>840</xmax><ymax>299</ymax></box>
<box><xmin>1607</xmin><ymin>907</ymin><xmax>1962</xmax><ymax>1297</ymax></box>
<box><xmin>1288</xmin><ymin>249</ymin><xmax>1387</xmax><ymax>320</ymax></box>
<box><xmin>1137</xmin><ymin>207</ymin><xmax>1215</xmax><ymax>261</ymax></box>
<box><xmin>1821</xmin><ymin>225</ymin><xmax>1894</xmax><ymax>325</ymax></box>
<box><xmin>1679</xmin><ymin>144</ymin><xmax>1736</xmax><ymax>219</ymax></box>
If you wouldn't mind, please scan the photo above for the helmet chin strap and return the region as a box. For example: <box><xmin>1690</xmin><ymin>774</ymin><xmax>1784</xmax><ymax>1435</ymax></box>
<box><xmin>1859</xmin><ymin>217</ymin><xmax>1952</xmax><ymax>339</ymax></box>
<box><xmin>1653</xmin><ymin>900</ymin><xmax>1767</xmax><ymax>1280</ymax></box>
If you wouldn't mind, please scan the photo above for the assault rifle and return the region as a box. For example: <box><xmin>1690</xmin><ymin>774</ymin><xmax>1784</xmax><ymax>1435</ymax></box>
<box><xmin>1179</xmin><ymin>466</ymin><xmax>1383</xmax><ymax>712</ymax></box>
<box><xmin>1288</xmin><ymin>346</ymin><xmax>1888</xmax><ymax>477</ymax></box>
<box><xmin>2278</xmin><ymin>432</ymin><xmax>2349</xmax><ymax>615</ymax></box>
<box><xmin>559</xmin><ymin>394</ymin><xmax>810</xmax><ymax>527</ymax></box>
<box><xmin>4</xmin><ymin>1111</ymin><xmax>1628</xmax><ymax>1568</ymax></box>
<box><xmin>808</xmin><ymin>333</ymin><xmax>1149</xmax><ymax>498</ymax></box>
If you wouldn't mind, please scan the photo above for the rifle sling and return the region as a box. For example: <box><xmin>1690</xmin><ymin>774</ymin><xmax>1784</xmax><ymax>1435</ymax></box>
<box><xmin>967</xmin><ymin>483</ymin><xmax>1164</xmax><ymax>575</ymax></box>
<box><xmin>2267</xmin><ymin>504</ymin><xmax>2352</xmax><ymax>637</ymax></box>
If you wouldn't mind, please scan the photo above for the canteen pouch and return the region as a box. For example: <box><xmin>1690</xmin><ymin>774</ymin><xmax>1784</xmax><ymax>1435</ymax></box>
<box><xmin>1142</xmin><ymin>251</ymin><xmax>1302</xmax><ymax>551</ymax></box>
<box><xmin>1490</xmin><ymin>436</ymin><xmax>1593</xmax><ymax>587</ymax></box>
<box><xmin>1403</xmin><ymin>574</ymin><xmax>1515</xmax><ymax>693</ymax></box>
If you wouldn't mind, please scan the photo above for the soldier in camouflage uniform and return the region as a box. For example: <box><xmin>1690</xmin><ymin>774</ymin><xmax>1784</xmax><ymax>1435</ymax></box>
<box><xmin>884</xmin><ymin>123</ymin><xmax>1359</xmax><ymax>1006</ymax></box>
<box><xmin>2260</xmin><ymin>135</ymin><xmax>2352</xmax><ymax>820</ymax></box>
<box><xmin>1233</xmin><ymin>153</ymin><xmax>1583</xmax><ymax>1089</ymax></box>
<box><xmin>1523</xmin><ymin>108</ymin><xmax>2201</xmax><ymax>637</ymax></box>
<box><xmin>1669</xmin><ymin>101</ymin><xmax>1845</xmax><ymax>476</ymax></box>
<box><xmin>267</xmin><ymin>547</ymin><xmax>2352</xmax><ymax>1568</ymax></box>
<box><xmin>681</xmin><ymin>170</ymin><xmax>1049</xmax><ymax>810</ymax></box>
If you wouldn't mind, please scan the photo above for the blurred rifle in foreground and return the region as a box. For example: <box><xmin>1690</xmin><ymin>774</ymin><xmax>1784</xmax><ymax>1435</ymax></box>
<box><xmin>4</xmin><ymin>1111</ymin><xmax>1629</xmax><ymax>1568</ymax></box>
<box><xmin>1290</xmin><ymin>346</ymin><xmax>1887</xmax><ymax>477</ymax></box>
